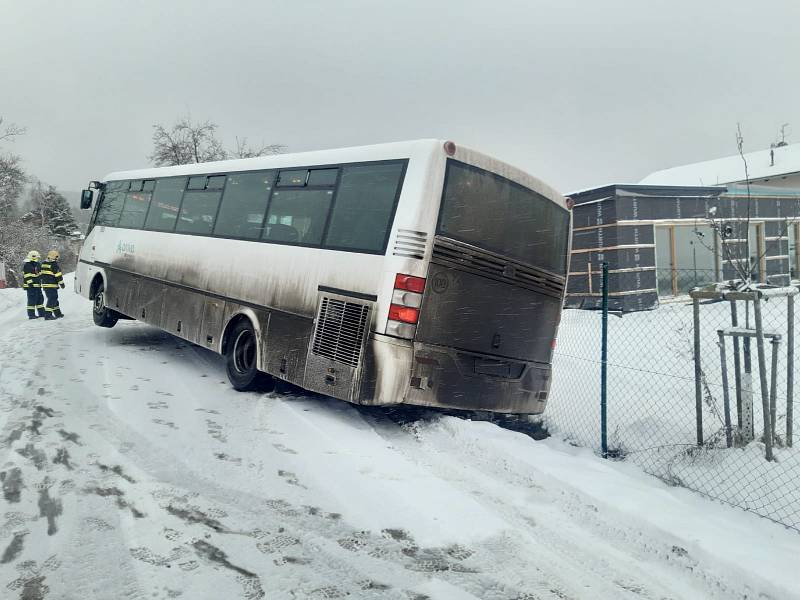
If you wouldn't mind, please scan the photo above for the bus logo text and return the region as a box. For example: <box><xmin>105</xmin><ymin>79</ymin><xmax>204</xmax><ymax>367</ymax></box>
<box><xmin>116</xmin><ymin>241</ymin><xmax>135</xmax><ymax>254</ymax></box>
<box><xmin>432</xmin><ymin>274</ymin><xmax>449</xmax><ymax>294</ymax></box>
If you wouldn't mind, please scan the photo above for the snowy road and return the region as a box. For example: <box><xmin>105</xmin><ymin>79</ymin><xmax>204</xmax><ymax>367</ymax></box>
<box><xmin>1</xmin><ymin>285</ymin><xmax>799</xmax><ymax>600</ymax></box>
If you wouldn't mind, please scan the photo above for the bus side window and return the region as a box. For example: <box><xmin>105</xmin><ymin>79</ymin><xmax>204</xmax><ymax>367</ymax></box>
<box><xmin>144</xmin><ymin>177</ymin><xmax>187</xmax><ymax>232</ymax></box>
<box><xmin>176</xmin><ymin>189</ymin><xmax>224</xmax><ymax>235</ymax></box>
<box><xmin>262</xmin><ymin>189</ymin><xmax>332</xmax><ymax>245</ymax></box>
<box><xmin>307</xmin><ymin>168</ymin><xmax>338</xmax><ymax>186</ymax></box>
<box><xmin>213</xmin><ymin>171</ymin><xmax>275</xmax><ymax>239</ymax></box>
<box><xmin>118</xmin><ymin>190</ymin><xmax>153</xmax><ymax>229</ymax></box>
<box><xmin>324</xmin><ymin>162</ymin><xmax>405</xmax><ymax>252</ymax></box>
<box><xmin>93</xmin><ymin>180</ymin><xmax>128</xmax><ymax>227</ymax></box>
<box><xmin>276</xmin><ymin>169</ymin><xmax>308</xmax><ymax>187</ymax></box>
<box><xmin>87</xmin><ymin>191</ymin><xmax>104</xmax><ymax>233</ymax></box>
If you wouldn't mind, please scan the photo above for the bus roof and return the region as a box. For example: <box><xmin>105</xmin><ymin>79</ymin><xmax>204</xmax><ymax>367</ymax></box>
<box><xmin>102</xmin><ymin>139</ymin><xmax>444</xmax><ymax>182</ymax></box>
<box><xmin>102</xmin><ymin>138</ymin><xmax>566</xmax><ymax>208</ymax></box>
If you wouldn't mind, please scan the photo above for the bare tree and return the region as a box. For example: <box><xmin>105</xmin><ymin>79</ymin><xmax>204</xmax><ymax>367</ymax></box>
<box><xmin>231</xmin><ymin>136</ymin><xmax>285</xmax><ymax>159</ymax></box>
<box><xmin>735</xmin><ymin>123</ymin><xmax>754</xmax><ymax>282</ymax></box>
<box><xmin>0</xmin><ymin>219</ymin><xmax>75</xmax><ymax>287</ymax></box>
<box><xmin>0</xmin><ymin>116</ymin><xmax>80</xmax><ymax>285</ymax></box>
<box><xmin>0</xmin><ymin>117</ymin><xmax>25</xmax><ymax>144</ymax></box>
<box><xmin>0</xmin><ymin>153</ymin><xmax>26</xmax><ymax>224</ymax></box>
<box><xmin>149</xmin><ymin>116</ymin><xmax>228</xmax><ymax>166</ymax></box>
<box><xmin>704</xmin><ymin>124</ymin><xmax>800</xmax><ymax>288</ymax></box>
<box><xmin>0</xmin><ymin>116</ymin><xmax>27</xmax><ymax>225</ymax></box>
<box><xmin>149</xmin><ymin>115</ymin><xmax>284</xmax><ymax>166</ymax></box>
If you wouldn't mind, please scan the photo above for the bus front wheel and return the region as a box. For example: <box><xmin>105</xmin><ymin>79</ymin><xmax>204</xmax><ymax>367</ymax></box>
<box><xmin>92</xmin><ymin>281</ymin><xmax>119</xmax><ymax>328</ymax></box>
<box><xmin>224</xmin><ymin>319</ymin><xmax>274</xmax><ymax>392</ymax></box>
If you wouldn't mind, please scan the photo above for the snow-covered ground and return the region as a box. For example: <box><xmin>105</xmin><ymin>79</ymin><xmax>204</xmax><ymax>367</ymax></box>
<box><xmin>1</xmin><ymin>283</ymin><xmax>799</xmax><ymax>599</ymax></box>
<box><xmin>548</xmin><ymin>300</ymin><xmax>800</xmax><ymax>530</ymax></box>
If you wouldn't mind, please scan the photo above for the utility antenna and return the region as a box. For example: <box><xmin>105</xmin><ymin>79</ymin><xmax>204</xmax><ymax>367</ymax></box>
<box><xmin>776</xmin><ymin>123</ymin><xmax>790</xmax><ymax>147</ymax></box>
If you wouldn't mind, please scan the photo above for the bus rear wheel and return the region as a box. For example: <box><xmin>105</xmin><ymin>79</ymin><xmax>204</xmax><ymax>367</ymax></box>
<box><xmin>225</xmin><ymin>319</ymin><xmax>274</xmax><ymax>392</ymax></box>
<box><xmin>92</xmin><ymin>281</ymin><xmax>119</xmax><ymax>328</ymax></box>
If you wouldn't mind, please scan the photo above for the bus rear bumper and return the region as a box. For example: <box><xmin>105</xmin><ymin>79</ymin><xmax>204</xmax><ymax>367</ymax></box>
<box><xmin>404</xmin><ymin>342</ymin><xmax>550</xmax><ymax>414</ymax></box>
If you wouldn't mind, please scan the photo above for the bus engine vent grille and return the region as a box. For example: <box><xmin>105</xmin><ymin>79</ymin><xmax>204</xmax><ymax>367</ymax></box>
<box><xmin>393</xmin><ymin>229</ymin><xmax>428</xmax><ymax>260</ymax></box>
<box><xmin>432</xmin><ymin>236</ymin><xmax>565</xmax><ymax>299</ymax></box>
<box><xmin>312</xmin><ymin>297</ymin><xmax>370</xmax><ymax>368</ymax></box>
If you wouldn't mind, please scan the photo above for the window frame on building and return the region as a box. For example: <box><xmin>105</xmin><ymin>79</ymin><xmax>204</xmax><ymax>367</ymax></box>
<box><xmin>654</xmin><ymin>222</ymin><xmax>723</xmax><ymax>297</ymax></box>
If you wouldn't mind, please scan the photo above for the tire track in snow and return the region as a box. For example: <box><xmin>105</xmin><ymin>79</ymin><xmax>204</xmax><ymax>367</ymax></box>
<box><xmin>3</xmin><ymin>287</ymin><xmax>796</xmax><ymax>599</ymax></box>
<box><xmin>15</xmin><ymin>318</ymin><xmax>272</xmax><ymax>599</ymax></box>
<box><xmin>357</xmin><ymin>410</ymin><xmax>787</xmax><ymax>600</ymax></box>
<box><xmin>0</xmin><ymin>307</ymin><xmax>151</xmax><ymax>599</ymax></box>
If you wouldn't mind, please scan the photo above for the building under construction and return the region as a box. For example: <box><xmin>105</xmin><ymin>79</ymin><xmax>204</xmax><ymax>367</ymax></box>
<box><xmin>566</xmin><ymin>183</ymin><xmax>800</xmax><ymax>312</ymax></box>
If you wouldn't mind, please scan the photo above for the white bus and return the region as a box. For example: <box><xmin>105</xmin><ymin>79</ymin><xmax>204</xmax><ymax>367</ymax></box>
<box><xmin>76</xmin><ymin>139</ymin><xmax>571</xmax><ymax>414</ymax></box>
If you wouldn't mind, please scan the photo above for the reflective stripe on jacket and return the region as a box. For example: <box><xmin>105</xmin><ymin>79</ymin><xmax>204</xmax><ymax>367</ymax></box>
<box><xmin>22</xmin><ymin>261</ymin><xmax>41</xmax><ymax>289</ymax></box>
<box><xmin>40</xmin><ymin>261</ymin><xmax>64</xmax><ymax>288</ymax></box>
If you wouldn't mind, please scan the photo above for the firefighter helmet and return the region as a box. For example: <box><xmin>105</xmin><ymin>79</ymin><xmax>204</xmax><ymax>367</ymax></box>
<box><xmin>26</xmin><ymin>250</ymin><xmax>41</xmax><ymax>262</ymax></box>
<box><xmin>47</xmin><ymin>249</ymin><xmax>60</xmax><ymax>261</ymax></box>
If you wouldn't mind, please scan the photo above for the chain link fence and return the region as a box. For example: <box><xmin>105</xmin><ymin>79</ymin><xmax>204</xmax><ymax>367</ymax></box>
<box><xmin>544</xmin><ymin>269</ymin><xmax>800</xmax><ymax>532</ymax></box>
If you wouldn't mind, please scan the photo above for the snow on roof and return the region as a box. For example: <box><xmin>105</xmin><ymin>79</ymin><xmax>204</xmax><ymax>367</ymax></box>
<box><xmin>567</xmin><ymin>182</ymin><xmax>724</xmax><ymax>200</ymax></box>
<box><xmin>639</xmin><ymin>142</ymin><xmax>800</xmax><ymax>186</ymax></box>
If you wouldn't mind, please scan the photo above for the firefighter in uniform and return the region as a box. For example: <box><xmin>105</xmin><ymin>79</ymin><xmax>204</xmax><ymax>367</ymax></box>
<box><xmin>22</xmin><ymin>250</ymin><xmax>45</xmax><ymax>319</ymax></box>
<box><xmin>40</xmin><ymin>250</ymin><xmax>65</xmax><ymax>320</ymax></box>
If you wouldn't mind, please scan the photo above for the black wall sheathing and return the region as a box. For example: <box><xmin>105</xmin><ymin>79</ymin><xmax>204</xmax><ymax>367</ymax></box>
<box><xmin>564</xmin><ymin>291</ymin><xmax>658</xmax><ymax>312</ymax></box>
<box><xmin>571</xmin><ymin>199</ymin><xmax>617</xmax><ymax>228</ymax></box>
<box><xmin>764</xmin><ymin>238</ymin><xmax>789</xmax><ymax>256</ymax></box>
<box><xmin>770</xmin><ymin>274</ymin><xmax>792</xmax><ymax>286</ymax></box>
<box><xmin>571</xmin><ymin>224</ymin><xmax>654</xmax><ymax>250</ymax></box>
<box><xmin>566</xmin><ymin>184</ymin><xmax>800</xmax><ymax>313</ymax></box>
<box><xmin>569</xmin><ymin>247</ymin><xmax>656</xmax><ymax>275</ymax></box>
<box><xmin>766</xmin><ymin>258</ymin><xmax>790</xmax><ymax>278</ymax></box>
<box><xmin>567</xmin><ymin>270</ymin><xmax>656</xmax><ymax>295</ymax></box>
<box><xmin>764</xmin><ymin>221</ymin><xmax>784</xmax><ymax>237</ymax></box>
<box><xmin>620</xmin><ymin>195</ymin><xmax>713</xmax><ymax>221</ymax></box>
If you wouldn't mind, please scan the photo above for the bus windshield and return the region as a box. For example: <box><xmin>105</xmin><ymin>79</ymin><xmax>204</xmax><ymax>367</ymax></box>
<box><xmin>438</xmin><ymin>160</ymin><xmax>570</xmax><ymax>275</ymax></box>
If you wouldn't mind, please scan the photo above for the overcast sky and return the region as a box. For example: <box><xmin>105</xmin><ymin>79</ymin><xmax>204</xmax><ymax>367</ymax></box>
<box><xmin>1</xmin><ymin>0</ymin><xmax>798</xmax><ymax>194</ymax></box>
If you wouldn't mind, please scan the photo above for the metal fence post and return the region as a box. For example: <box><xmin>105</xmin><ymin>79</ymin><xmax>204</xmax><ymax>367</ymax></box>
<box><xmin>730</xmin><ymin>301</ymin><xmax>743</xmax><ymax>430</ymax></box>
<box><xmin>769</xmin><ymin>338</ymin><xmax>780</xmax><ymax>444</ymax></box>
<box><xmin>601</xmin><ymin>261</ymin><xmax>608</xmax><ymax>459</ymax></box>
<box><xmin>753</xmin><ymin>293</ymin><xmax>774</xmax><ymax>461</ymax></box>
<box><xmin>693</xmin><ymin>297</ymin><xmax>703</xmax><ymax>446</ymax></box>
<box><xmin>742</xmin><ymin>302</ymin><xmax>755</xmax><ymax>442</ymax></box>
<box><xmin>718</xmin><ymin>330</ymin><xmax>733</xmax><ymax>448</ymax></box>
<box><xmin>788</xmin><ymin>294</ymin><xmax>794</xmax><ymax>447</ymax></box>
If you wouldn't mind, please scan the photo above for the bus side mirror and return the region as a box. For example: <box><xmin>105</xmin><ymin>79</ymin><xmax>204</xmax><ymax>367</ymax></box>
<box><xmin>80</xmin><ymin>189</ymin><xmax>93</xmax><ymax>209</ymax></box>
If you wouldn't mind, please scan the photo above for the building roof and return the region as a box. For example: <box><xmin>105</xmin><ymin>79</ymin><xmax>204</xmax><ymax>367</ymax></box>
<box><xmin>639</xmin><ymin>142</ymin><xmax>800</xmax><ymax>186</ymax></box>
<box><xmin>568</xmin><ymin>183</ymin><xmax>725</xmax><ymax>205</ymax></box>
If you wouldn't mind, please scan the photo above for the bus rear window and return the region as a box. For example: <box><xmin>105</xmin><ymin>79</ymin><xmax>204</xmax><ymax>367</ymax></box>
<box><xmin>438</xmin><ymin>160</ymin><xmax>569</xmax><ymax>275</ymax></box>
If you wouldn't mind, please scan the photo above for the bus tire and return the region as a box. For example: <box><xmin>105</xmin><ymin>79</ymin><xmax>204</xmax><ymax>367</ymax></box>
<box><xmin>92</xmin><ymin>280</ymin><xmax>119</xmax><ymax>328</ymax></box>
<box><xmin>225</xmin><ymin>319</ymin><xmax>274</xmax><ymax>392</ymax></box>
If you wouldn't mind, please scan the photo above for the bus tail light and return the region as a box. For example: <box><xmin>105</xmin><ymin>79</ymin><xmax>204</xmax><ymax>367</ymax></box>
<box><xmin>389</xmin><ymin>304</ymin><xmax>419</xmax><ymax>324</ymax></box>
<box><xmin>387</xmin><ymin>273</ymin><xmax>426</xmax><ymax>339</ymax></box>
<box><xmin>394</xmin><ymin>274</ymin><xmax>426</xmax><ymax>293</ymax></box>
